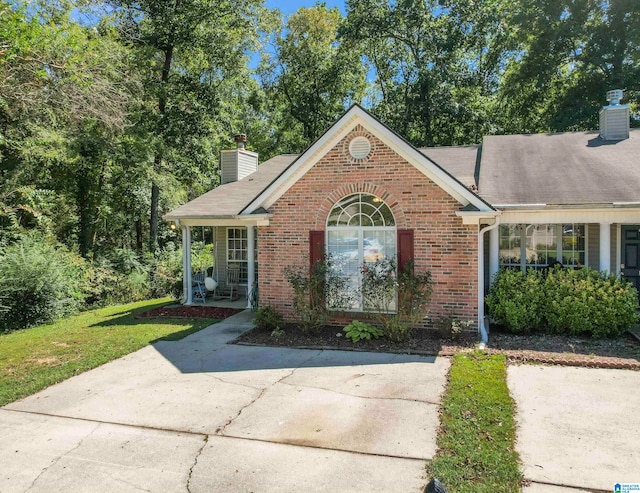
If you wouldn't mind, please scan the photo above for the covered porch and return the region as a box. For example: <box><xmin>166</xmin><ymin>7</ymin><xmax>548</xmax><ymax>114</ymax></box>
<box><xmin>170</xmin><ymin>217</ymin><xmax>267</xmax><ymax>308</ymax></box>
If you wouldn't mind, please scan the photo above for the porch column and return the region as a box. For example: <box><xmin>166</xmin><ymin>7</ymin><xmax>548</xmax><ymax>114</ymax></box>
<box><xmin>181</xmin><ymin>227</ymin><xmax>188</xmax><ymax>304</ymax></box>
<box><xmin>185</xmin><ymin>226</ymin><xmax>193</xmax><ymax>305</ymax></box>
<box><xmin>600</xmin><ymin>222</ymin><xmax>611</xmax><ymax>273</ymax></box>
<box><xmin>489</xmin><ymin>226</ymin><xmax>500</xmax><ymax>281</ymax></box>
<box><xmin>246</xmin><ymin>225</ymin><xmax>255</xmax><ymax>309</ymax></box>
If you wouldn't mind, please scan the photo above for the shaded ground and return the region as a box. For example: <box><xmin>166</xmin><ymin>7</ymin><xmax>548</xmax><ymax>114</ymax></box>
<box><xmin>236</xmin><ymin>325</ymin><xmax>640</xmax><ymax>369</ymax></box>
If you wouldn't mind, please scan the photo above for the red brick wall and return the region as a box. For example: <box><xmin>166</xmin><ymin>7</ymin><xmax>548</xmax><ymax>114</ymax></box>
<box><xmin>257</xmin><ymin>125</ymin><xmax>478</xmax><ymax>326</ymax></box>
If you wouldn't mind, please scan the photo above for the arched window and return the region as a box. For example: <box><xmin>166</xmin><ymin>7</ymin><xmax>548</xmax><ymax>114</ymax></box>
<box><xmin>326</xmin><ymin>193</ymin><xmax>396</xmax><ymax>311</ymax></box>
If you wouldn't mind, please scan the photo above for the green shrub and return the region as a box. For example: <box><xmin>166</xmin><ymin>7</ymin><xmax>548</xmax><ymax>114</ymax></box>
<box><xmin>343</xmin><ymin>320</ymin><xmax>383</xmax><ymax>342</ymax></box>
<box><xmin>285</xmin><ymin>256</ymin><xmax>354</xmax><ymax>333</ymax></box>
<box><xmin>149</xmin><ymin>246</ymin><xmax>182</xmax><ymax>299</ymax></box>
<box><xmin>486</xmin><ymin>267</ymin><xmax>638</xmax><ymax>338</ymax></box>
<box><xmin>544</xmin><ymin>268</ymin><xmax>637</xmax><ymax>338</ymax></box>
<box><xmin>0</xmin><ymin>234</ymin><xmax>85</xmax><ymax>332</ymax></box>
<box><xmin>361</xmin><ymin>258</ymin><xmax>433</xmax><ymax>342</ymax></box>
<box><xmin>486</xmin><ymin>268</ymin><xmax>546</xmax><ymax>334</ymax></box>
<box><xmin>254</xmin><ymin>305</ymin><xmax>284</xmax><ymax>332</ymax></box>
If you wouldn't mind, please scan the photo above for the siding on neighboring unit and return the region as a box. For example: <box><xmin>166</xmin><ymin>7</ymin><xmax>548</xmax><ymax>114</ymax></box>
<box><xmin>588</xmin><ymin>223</ymin><xmax>598</xmax><ymax>269</ymax></box>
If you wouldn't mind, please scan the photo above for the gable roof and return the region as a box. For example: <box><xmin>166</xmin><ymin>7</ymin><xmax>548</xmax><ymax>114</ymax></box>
<box><xmin>478</xmin><ymin>128</ymin><xmax>640</xmax><ymax>206</ymax></box>
<box><xmin>242</xmin><ymin>104</ymin><xmax>493</xmax><ymax>214</ymax></box>
<box><xmin>163</xmin><ymin>154</ymin><xmax>296</xmax><ymax>220</ymax></box>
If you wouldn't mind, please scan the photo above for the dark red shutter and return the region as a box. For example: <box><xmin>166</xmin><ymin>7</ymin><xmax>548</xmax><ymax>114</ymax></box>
<box><xmin>397</xmin><ymin>229</ymin><xmax>414</xmax><ymax>273</ymax></box>
<box><xmin>309</xmin><ymin>231</ymin><xmax>325</xmax><ymax>269</ymax></box>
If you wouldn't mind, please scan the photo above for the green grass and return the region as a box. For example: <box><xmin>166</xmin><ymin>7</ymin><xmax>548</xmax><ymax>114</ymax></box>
<box><xmin>427</xmin><ymin>352</ymin><xmax>523</xmax><ymax>492</ymax></box>
<box><xmin>0</xmin><ymin>298</ymin><xmax>216</xmax><ymax>407</ymax></box>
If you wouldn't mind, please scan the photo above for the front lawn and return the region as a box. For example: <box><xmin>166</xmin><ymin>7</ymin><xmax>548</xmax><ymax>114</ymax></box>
<box><xmin>0</xmin><ymin>298</ymin><xmax>216</xmax><ymax>406</ymax></box>
<box><xmin>427</xmin><ymin>352</ymin><xmax>523</xmax><ymax>492</ymax></box>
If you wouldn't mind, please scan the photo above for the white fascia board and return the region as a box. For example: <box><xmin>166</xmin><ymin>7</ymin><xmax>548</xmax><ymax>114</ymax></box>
<box><xmin>498</xmin><ymin>207</ymin><xmax>640</xmax><ymax>224</ymax></box>
<box><xmin>165</xmin><ymin>216</ymin><xmax>269</xmax><ymax>227</ymax></box>
<box><xmin>455</xmin><ymin>210</ymin><xmax>501</xmax><ymax>225</ymax></box>
<box><xmin>243</xmin><ymin>105</ymin><xmax>492</xmax><ymax>213</ymax></box>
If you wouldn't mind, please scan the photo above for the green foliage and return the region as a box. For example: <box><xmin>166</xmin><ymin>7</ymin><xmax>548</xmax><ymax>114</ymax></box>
<box><xmin>343</xmin><ymin>320</ymin><xmax>383</xmax><ymax>342</ymax></box>
<box><xmin>254</xmin><ymin>304</ymin><xmax>284</xmax><ymax>332</ymax></box>
<box><xmin>270</xmin><ymin>326</ymin><xmax>285</xmax><ymax>339</ymax></box>
<box><xmin>259</xmin><ymin>4</ymin><xmax>367</xmax><ymax>149</ymax></box>
<box><xmin>285</xmin><ymin>256</ymin><xmax>354</xmax><ymax>333</ymax></box>
<box><xmin>544</xmin><ymin>268</ymin><xmax>638</xmax><ymax>338</ymax></box>
<box><xmin>0</xmin><ymin>234</ymin><xmax>85</xmax><ymax>332</ymax></box>
<box><xmin>427</xmin><ymin>352</ymin><xmax>522</xmax><ymax>492</ymax></box>
<box><xmin>361</xmin><ymin>258</ymin><xmax>433</xmax><ymax>342</ymax></box>
<box><xmin>485</xmin><ymin>268</ymin><xmax>546</xmax><ymax>333</ymax></box>
<box><xmin>487</xmin><ymin>267</ymin><xmax>638</xmax><ymax>337</ymax></box>
<box><xmin>149</xmin><ymin>245</ymin><xmax>183</xmax><ymax>299</ymax></box>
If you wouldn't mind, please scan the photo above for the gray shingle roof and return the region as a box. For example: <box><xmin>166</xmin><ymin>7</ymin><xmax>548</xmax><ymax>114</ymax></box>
<box><xmin>419</xmin><ymin>145</ymin><xmax>479</xmax><ymax>189</ymax></box>
<box><xmin>165</xmin><ymin>128</ymin><xmax>640</xmax><ymax>220</ymax></box>
<box><xmin>478</xmin><ymin>129</ymin><xmax>640</xmax><ymax>205</ymax></box>
<box><xmin>163</xmin><ymin>154</ymin><xmax>297</xmax><ymax>219</ymax></box>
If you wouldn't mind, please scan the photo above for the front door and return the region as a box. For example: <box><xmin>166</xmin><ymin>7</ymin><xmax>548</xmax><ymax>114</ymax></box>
<box><xmin>621</xmin><ymin>225</ymin><xmax>640</xmax><ymax>293</ymax></box>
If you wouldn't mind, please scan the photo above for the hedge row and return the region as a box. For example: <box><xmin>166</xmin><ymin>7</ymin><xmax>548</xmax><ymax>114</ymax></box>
<box><xmin>486</xmin><ymin>267</ymin><xmax>638</xmax><ymax>338</ymax></box>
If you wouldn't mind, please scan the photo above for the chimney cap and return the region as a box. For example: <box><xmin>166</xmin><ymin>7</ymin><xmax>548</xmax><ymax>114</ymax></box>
<box><xmin>234</xmin><ymin>134</ymin><xmax>247</xmax><ymax>143</ymax></box>
<box><xmin>606</xmin><ymin>89</ymin><xmax>624</xmax><ymax>105</ymax></box>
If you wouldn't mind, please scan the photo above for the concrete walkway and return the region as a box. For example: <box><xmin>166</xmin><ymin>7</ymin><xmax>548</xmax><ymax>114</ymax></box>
<box><xmin>1</xmin><ymin>310</ymin><xmax>449</xmax><ymax>492</ymax></box>
<box><xmin>509</xmin><ymin>365</ymin><xmax>640</xmax><ymax>492</ymax></box>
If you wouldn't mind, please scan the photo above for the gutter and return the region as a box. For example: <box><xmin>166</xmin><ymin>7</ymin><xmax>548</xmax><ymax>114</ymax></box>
<box><xmin>477</xmin><ymin>217</ymin><xmax>501</xmax><ymax>348</ymax></box>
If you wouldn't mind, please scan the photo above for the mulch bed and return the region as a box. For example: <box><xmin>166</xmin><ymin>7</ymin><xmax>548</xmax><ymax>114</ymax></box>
<box><xmin>138</xmin><ymin>305</ymin><xmax>243</xmax><ymax>320</ymax></box>
<box><xmin>234</xmin><ymin>324</ymin><xmax>640</xmax><ymax>370</ymax></box>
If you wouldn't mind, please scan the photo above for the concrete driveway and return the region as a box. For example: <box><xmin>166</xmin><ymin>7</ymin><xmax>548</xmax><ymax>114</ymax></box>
<box><xmin>509</xmin><ymin>365</ymin><xmax>640</xmax><ymax>492</ymax></box>
<box><xmin>1</xmin><ymin>310</ymin><xmax>449</xmax><ymax>493</ymax></box>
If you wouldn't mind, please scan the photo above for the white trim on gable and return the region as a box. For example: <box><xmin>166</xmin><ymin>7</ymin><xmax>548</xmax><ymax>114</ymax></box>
<box><xmin>241</xmin><ymin>105</ymin><xmax>493</xmax><ymax>215</ymax></box>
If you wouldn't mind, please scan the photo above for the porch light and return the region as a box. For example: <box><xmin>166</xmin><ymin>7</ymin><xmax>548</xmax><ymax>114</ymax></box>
<box><xmin>372</xmin><ymin>196</ymin><xmax>382</xmax><ymax>203</ymax></box>
<box><xmin>170</xmin><ymin>223</ymin><xmax>176</xmax><ymax>230</ymax></box>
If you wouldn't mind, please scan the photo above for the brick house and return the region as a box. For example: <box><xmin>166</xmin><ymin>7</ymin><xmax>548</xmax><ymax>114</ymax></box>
<box><xmin>165</xmin><ymin>91</ymin><xmax>639</xmax><ymax>340</ymax></box>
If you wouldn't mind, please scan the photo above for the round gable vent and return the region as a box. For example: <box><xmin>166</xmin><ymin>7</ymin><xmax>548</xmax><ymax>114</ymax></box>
<box><xmin>348</xmin><ymin>136</ymin><xmax>371</xmax><ymax>160</ymax></box>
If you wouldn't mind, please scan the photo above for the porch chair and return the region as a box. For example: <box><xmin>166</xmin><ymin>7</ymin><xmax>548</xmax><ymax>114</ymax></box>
<box><xmin>226</xmin><ymin>265</ymin><xmax>240</xmax><ymax>300</ymax></box>
<box><xmin>192</xmin><ymin>272</ymin><xmax>207</xmax><ymax>304</ymax></box>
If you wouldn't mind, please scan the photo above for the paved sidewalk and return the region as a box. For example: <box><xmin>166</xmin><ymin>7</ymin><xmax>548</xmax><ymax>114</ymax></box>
<box><xmin>509</xmin><ymin>365</ymin><xmax>640</xmax><ymax>492</ymax></box>
<box><xmin>1</xmin><ymin>310</ymin><xmax>449</xmax><ymax>492</ymax></box>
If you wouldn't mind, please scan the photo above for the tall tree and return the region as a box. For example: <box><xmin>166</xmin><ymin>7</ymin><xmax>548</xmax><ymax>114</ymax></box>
<box><xmin>342</xmin><ymin>0</ymin><xmax>510</xmax><ymax>146</ymax></box>
<box><xmin>498</xmin><ymin>0</ymin><xmax>640</xmax><ymax>133</ymax></box>
<box><xmin>259</xmin><ymin>3</ymin><xmax>367</xmax><ymax>151</ymax></box>
<box><xmin>111</xmin><ymin>0</ymin><xmax>264</xmax><ymax>253</ymax></box>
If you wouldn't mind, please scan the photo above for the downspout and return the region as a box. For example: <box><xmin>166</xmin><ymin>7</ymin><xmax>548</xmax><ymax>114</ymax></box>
<box><xmin>478</xmin><ymin>218</ymin><xmax>500</xmax><ymax>348</ymax></box>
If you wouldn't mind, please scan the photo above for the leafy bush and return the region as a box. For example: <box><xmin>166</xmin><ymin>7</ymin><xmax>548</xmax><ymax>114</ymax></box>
<box><xmin>486</xmin><ymin>267</ymin><xmax>638</xmax><ymax>338</ymax></box>
<box><xmin>343</xmin><ymin>320</ymin><xmax>383</xmax><ymax>342</ymax></box>
<box><xmin>544</xmin><ymin>268</ymin><xmax>637</xmax><ymax>338</ymax></box>
<box><xmin>485</xmin><ymin>268</ymin><xmax>546</xmax><ymax>334</ymax></box>
<box><xmin>149</xmin><ymin>246</ymin><xmax>183</xmax><ymax>299</ymax></box>
<box><xmin>285</xmin><ymin>256</ymin><xmax>354</xmax><ymax>333</ymax></box>
<box><xmin>361</xmin><ymin>258</ymin><xmax>433</xmax><ymax>342</ymax></box>
<box><xmin>0</xmin><ymin>234</ymin><xmax>85</xmax><ymax>332</ymax></box>
<box><xmin>254</xmin><ymin>304</ymin><xmax>284</xmax><ymax>332</ymax></box>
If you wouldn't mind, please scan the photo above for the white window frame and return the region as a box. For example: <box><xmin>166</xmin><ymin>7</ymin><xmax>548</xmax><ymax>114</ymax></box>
<box><xmin>498</xmin><ymin>223</ymin><xmax>588</xmax><ymax>270</ymax></box>
<box><xmin>325</xmin><ymin>193</ymin><xmax>396</xmax><ymax>312</ymax></box>
<box><xmin>226</xmin><ymin>227</ymin><xmax>257</xmax><ymax>285</ymax></box>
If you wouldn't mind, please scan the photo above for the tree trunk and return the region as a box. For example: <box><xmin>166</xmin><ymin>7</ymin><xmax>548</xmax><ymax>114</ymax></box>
<box><xmin>149</xmin><ymin>44</ymin><xmax>174</xmax><ymax>254</ymax></box>
<box><xmin>136</xmin><ymin>218</ymin><xmax>143</xmax><ymax>254</ymax></box>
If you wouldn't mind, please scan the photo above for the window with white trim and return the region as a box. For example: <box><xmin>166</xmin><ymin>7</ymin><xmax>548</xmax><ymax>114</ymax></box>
<box><xmin>326</xmin><ymin>193</ymin><xmax>396</xmax><ymax>311</ymax></box>
<box><xmin>499</xmin><ymin>224</ymin><xmax>586</xmax><ymax>270</ymax></box>
<box><xmin>227</xmin><ymin>227</ymin><xmax>257</xmax><ymax>284</ymax></box>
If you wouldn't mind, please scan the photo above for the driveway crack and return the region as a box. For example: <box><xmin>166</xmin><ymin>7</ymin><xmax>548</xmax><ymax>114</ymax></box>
<box><xmin>216</xmin><ymin>351</ymin><xmax>322</xmax><ymax>435</ymax></box>
<box><xmin>277</xmin><ymin>380</ymin><xmax>440</xmax><ymax>405</ymax></box>
<box><xmin>25</xmin><ymin>422</ymin><xmax>101</xmax><ymax>491</ymax></box>
<box><xmin>186</xmin><ymin>435</ymin><xmax>208</xmax><ymax>493</ymax></box>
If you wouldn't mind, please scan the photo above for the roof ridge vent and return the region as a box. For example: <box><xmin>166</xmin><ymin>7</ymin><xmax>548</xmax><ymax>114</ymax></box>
<box><xmin>606</xmin><ymin>89</ymin><xmax>624</xmax><ymax>106</ymax></box>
